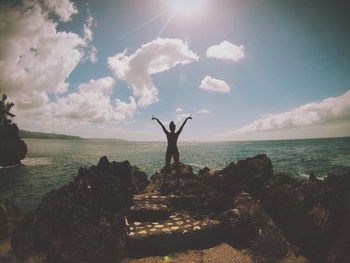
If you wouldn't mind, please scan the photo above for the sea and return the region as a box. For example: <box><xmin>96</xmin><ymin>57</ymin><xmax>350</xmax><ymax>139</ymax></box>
<box><xmin>0</xmin><ymin>137</ymin><xmax>349</xmax><ymax>214</ymax></box>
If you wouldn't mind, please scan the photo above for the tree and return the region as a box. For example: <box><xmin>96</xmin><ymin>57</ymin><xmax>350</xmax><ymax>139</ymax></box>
<box><xmin>0</xmin><ymin>94</ymin><xmax>15</xmax><ymax>125</ymax></box>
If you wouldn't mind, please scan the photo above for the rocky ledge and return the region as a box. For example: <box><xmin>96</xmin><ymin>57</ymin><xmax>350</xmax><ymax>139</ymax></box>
<box><xmin>1</xmin><ymin>154</ymin><xmax>350</xmax><ymax>262</ymax></box>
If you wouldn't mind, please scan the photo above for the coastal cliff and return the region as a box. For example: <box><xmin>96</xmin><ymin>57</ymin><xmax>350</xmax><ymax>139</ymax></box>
<box><xmin>1</xmin><ymin>155</ymin><xmax>350</xmax><ymax>262</ymax></box>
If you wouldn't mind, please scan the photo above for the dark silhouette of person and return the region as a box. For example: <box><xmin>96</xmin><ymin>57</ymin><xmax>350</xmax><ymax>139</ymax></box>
<box><xmin>152</xmin><ymin>115</ymin><xmax>192</xmax><ymax>172</ymax></box>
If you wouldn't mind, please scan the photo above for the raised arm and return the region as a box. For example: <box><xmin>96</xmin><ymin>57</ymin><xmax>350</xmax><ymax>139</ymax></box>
<box><xmin>176</xmin><ymin>115</ymin><xmax>192</xmax><ymax>135</ymax></box>
<box><xmin>152</xmin><ymin>115</ymin><xmax>169</xmax><ymax>134</ymax></box>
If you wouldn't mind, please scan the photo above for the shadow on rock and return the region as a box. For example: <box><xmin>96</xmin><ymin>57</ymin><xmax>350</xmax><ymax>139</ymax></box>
<box><xmin>11</xmin><ymin>156</ymin><xmax>141</xmax><ymax>263</ymax></box>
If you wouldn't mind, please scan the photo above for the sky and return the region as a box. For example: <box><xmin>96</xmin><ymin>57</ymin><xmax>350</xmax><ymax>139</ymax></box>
<box><xmin>0</xmin><ymin>0</ymin><xmax>349</xmax><ymax>141</ymax></box>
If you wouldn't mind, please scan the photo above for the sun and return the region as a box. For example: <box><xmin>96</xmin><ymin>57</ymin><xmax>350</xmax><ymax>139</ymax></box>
<box><xmin>167</xmin><ymin>0</ymin><xmax>205</xmax><ymax>15</ymax></box>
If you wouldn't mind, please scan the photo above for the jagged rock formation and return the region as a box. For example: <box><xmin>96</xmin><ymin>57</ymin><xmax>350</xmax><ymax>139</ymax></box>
<box><xmin>4</xmin><ymin>154</ymin><xmax>350</xmax><ymax>262</ymax></box>
<box><xmin>11</xmin><ymin>156</ymin><xmax>142</xmax><ymax>263</ymax></box>
<box><xmin>128</xmin><ymin>161</ymin><xmax>303</xmax><ymax>262</ymax></box>
<box><xmin>0</xmin><ymin>123</ymin><xmax>27</xmax><ymax>166</ymax></box>
<box><xmin>219</xmin><ymin>192</ymin><xmax>298</xmax><ymax>262</ymax></box>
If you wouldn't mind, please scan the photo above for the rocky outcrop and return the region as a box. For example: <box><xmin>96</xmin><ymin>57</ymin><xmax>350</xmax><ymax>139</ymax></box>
<box><xmin>147</xmin><ymin>164</ymin><xmax>232</xmax><ymax>218</ymax></box>
<box><xmin>207</xmin><ymin>154</ymin><xmax>274</xmax><ymax>197</ymax></box>
<box><xmin>6</xmin><ymin>154</ymin><xmax>350</xmax><ymax>262</ymax></box>
<box><xmin>219</xmin><ymin>192</ymin><xmax>300</xmax><ymax>263</ymax></box>
<box><xmin>204</xmin><ymin>154</ymin><xmax>350</xmax><ymax>263</ymax></box>
<box><xmin>260</xmin><ymin>171</ymin><xmax>350</xmax><ymax>262</ymax></box>
<box><xmin>144</xmin><ymin>155</ymin><xmax>350</xmax><ymax>262</ymax></box>
<box><xmin>0</xmin><ymin>123</ymin><xmax>27</xmax><ymax>166</ymax></box>
<box><xmin>11</xmin><ymin>156</ymin><xmax>136</xmax><ymax>262</ymax></box>
<box><xmin>130</xmin><ymin>169</ymin><xmax>149</xmax><ymax>194</ymax></box>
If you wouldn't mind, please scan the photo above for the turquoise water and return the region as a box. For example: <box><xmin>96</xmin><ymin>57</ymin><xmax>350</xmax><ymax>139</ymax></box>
<box><xmin>0</xmin><ymin>137</ymin><xmax>349</xmax><ymax>213</ymax></box>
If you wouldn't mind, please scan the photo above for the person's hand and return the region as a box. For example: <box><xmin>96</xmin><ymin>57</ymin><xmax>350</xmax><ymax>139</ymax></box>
<box><xmin>187</xmin><ymin>115</ymin><xmax>192</xmax><ymax>120</ymax></box>
<box><xmin>152</xmin><ymin>115</ymin><xmax>157</xmax><ymax>120</ymax></box>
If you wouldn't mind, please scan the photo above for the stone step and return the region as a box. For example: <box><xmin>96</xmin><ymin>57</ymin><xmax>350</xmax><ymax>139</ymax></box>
<box><xmin>128</xmin><ymin>194</ymin><xmax>171</xmax><ymax>222</ymax></box>
<box><xmin>126</xmin><ymin>211</ymin><xmax>224</xmax><ymax>258</ymax></box>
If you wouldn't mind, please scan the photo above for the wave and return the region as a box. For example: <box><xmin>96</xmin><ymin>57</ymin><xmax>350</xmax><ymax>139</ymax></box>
<box><xmin>0</xmin><ymin>164</ymin><xmax>21</xmax><ymax>169</ymax></box>
<box><xmin>22</xmin><ymin>157</ymin><xmax>52</xmax><ymax>166</ymax></box>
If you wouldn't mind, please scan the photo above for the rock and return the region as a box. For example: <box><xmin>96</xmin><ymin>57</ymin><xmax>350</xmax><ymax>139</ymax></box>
<box><xmin>146</xmin><ymin>163</ymin><xmax>195</xmax><ymax>194</ymax></box>
<box><xmin>170</xmin><ymin>179</ymin><xmax>232</xmax><ymax>218</ymax></box>
<box><xmin>0</xmin><ymin>199</ymin><xmax>18</xmax><ymax>241</ymax></box>
<box><xmin>128</xmin><ymin>195</ymin><xmax>171</xmax><ymax>222</ymax></box>
<box><xmin>0</xmin><ymin>204</ymin><xmax>9</xmax><ymax>241</ymax></box>
<box><xmin>327</xmin><ymin>206</ymin><xmax>350</xmax><ymax>263</ymax></box>
<box><xmin>8</xmin><ymin>154</ymin><xmax>350</xmax><ymax>262</ymax></box>
<box><xmin>130</xmin><ymin>169</ymin><xmax>149</xmax><ymax>194</ymax></box>
<box><xmin>198</xmin><ymin>167</ymin><xmax>210</xmax><ymax>176</ymax></box>
<box><xmin>0</xmin><ymin>123</ymin><xmax>27</xmax><ymax>166</ymax></box>
<box><xmin>260</xmin><ymin>170</ymin><xmax>350</xmax><ymax>262</ymax></box>
<box><xmin>308</xmin><ymin>172</ymin><xmax>318</xmax><ymax>182</ymax></box>
<box><xmin>145</xmin><ymin>163</ymin><xmax>232</xmax><ymax>218</ymax></box>
<box><xmin>219</xmin><ymin>192</ymin><xmax>293</xmax><ymax>262</ymax></box>
<box><xmin>206</xmin><ymin>154</ymin><xmax>274</xmax><ymax>198</ymax></box>
<box><xmin>11</xmin><ymin>156</ymin><xmax>135</xmax><ymax>262</ymax></box>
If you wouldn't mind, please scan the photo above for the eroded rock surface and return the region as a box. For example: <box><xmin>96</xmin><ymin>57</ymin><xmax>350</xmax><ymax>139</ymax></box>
<box><xmin>5</xmin><ymin>154</ymin><xmax>350</xmax><ymax>262</ymax></box>
<box><xmin>11</xmin><ymin>156</ymin><xmax>136</xmax><ymax>263</ymax></box>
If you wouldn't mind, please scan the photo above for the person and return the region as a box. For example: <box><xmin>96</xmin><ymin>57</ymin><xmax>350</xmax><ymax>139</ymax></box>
<box><xmin>152</xmin><ymin>115</ymin><xmax>192</xmax><ymax>174</ymax></box>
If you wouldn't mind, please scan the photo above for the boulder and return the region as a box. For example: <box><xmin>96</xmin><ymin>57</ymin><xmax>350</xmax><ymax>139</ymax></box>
<box><xmin>198</xmin><ymin>167</ymin><xmax>210</xmax><ymax>176</ymax></box>
<box><xmin>206</xmin><ymin>154</ymin><xmax>274</xmax><ymax>197</ymax></box>
<box><xmin>219</xmin><ymin>192</ymin><xmax>293</xmax><ymax>263</ymax></box>
<box><xmin>130</xmin><ymin>169</ymin><xmax>149</xmax><ymax>194</ymax></box>
<box><xmin>11</xmin><ymin>156</ymin><xmax>135</xmax><ymax>262</ymax></box>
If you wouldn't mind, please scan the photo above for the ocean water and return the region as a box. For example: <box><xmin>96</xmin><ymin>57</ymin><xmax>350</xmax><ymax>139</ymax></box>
<box><xmin>0</xmin><ymin>137</ymin><xmax>349</xmax><ymax>213</ymax></box>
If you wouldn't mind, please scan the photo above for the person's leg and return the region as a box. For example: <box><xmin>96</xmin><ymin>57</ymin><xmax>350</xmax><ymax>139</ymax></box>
<box><xmin>164</xmin><ymin>150</ymin><xmax>171</xmax><ymax>183</ymax></box>
<box><xmin>174</xmin><ymin>150</ymin><xmax>180</xmax><ymax>184</ymax></box>
<box><xmin>165</xmin><ymin>150</ymin><xmax>171</xmax><ymax>168</ymax></box>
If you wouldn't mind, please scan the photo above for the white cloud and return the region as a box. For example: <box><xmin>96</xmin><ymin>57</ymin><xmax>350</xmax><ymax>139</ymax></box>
<box><xmin>43</xmin><ymin>0</ymin><xmax>78</xmax><ymax>22</ymax></box>
<box><xmin>227</xmin><ymin>90</ymin><xmax>350</xmax><ymax>136</ymax></box>
<box><xmin>0</xmin><ymin>2</ymin><xmax>86</xmax><ymax>111</ymax></box>
<box><xmin>176</xmin><ymin>107</ymin><xmax>184</xmax><ymax>113</ymax></box>
<box><xmin>108</xmin><ymin>38</ymin><xmax>199</xmax><ymax>107</ymax></box>
<box><xmin>114</xmin><ymin>97</ymin><xmax>138</xmax><ymax>122</ymax></box>
<box><xmin>206</xmin><ymin>41</ymin><xmax>245</xmax><ymax>62</ymax></box>
<box><xmin>0</xmin><ymin>1</ymin><xmax>140</xmax><ymax>136</ymax></box>
<box><xmin>197</xmin><ymin>109</ymin><xmax>211</xmax><ymax>114</ymax></box>
<box><xmin>52</xmin><ymin>77</ymin><xmax>137</xmax><ymax>123</ymax></box>
<box><xmin>83</xmin><ymin>7</ymin><xmax>98</xmax><ymax>63</ymax></box>
<box><xmin>199</xmin><ymin>76</ymin><xmax>230</xmax><ymax>93</ymax></box>
<box><xmin>87</xmin><ymin>46</ymin><xmax>98</xmax><ymax>63</ymax></box>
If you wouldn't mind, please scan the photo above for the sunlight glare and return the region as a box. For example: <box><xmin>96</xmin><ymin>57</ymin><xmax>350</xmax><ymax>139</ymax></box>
<box><xmin>167</xmin><ymin>0</ymin><xmax>204</xmax><ymax>15</ymax></box>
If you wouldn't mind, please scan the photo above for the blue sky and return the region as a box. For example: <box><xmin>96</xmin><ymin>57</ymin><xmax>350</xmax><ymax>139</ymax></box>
<box><xmin>1</xmin><ymin>0</ymin><xmax>350</xmax><ymax>140</ymax></box>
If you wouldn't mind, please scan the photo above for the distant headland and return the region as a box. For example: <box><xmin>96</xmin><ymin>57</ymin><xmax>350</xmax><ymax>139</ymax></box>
<box><xmin>18</xmin><ymin>129</ymin><xmax>84</xmax><ymax>140</ymax></box>
<box><xmin>19</xmin><ymin>129</ymin><xmax>127</xmax><ymax>142</ymax></box>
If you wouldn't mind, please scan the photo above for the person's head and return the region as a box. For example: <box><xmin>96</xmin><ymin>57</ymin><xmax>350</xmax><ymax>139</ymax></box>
<box><xmin>169</xmin><ymin>121</ymin><xmax>176</xmax><ymax>132</ymax></box>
